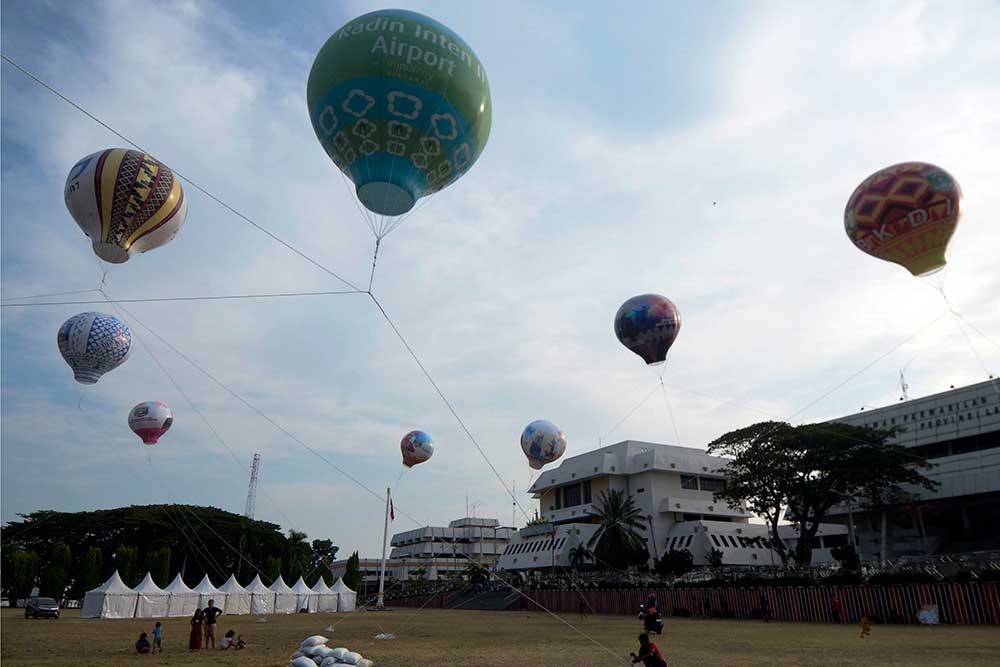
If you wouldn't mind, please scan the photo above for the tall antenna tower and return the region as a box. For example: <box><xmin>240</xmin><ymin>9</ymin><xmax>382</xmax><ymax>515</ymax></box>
<box><xmin>899</xmin><ymin>369</ymin><xmax>910</xmax><ymax>401</ymax></box>
<box><xmin>244</xmin><ymin>453</ymin><xmax>261</xmax><ymax>519</ymax></box>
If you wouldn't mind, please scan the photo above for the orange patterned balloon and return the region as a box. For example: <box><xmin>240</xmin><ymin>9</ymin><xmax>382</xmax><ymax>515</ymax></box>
<box><xmin>844</xmin><ymin>162</ymin><xmax>961</xmax><ymax>276</ymax></box>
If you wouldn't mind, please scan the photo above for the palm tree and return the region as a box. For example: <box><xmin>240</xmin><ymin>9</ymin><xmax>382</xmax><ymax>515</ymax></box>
<box><xmin>587</xmin><ymin>489</ymin><xmax>648</xmax><ymax>570</ymax></box>
<box><xmin>568</xmin><ymin>545</ymin><xmax>593</xmax><ymax>570</ymax></box>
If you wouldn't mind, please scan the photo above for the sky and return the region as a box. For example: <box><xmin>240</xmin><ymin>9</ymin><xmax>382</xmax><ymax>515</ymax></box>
<box><xmin>2</xmin><ymin>0</ymin><xmax>999</xmax><ymax>559</ymax></box>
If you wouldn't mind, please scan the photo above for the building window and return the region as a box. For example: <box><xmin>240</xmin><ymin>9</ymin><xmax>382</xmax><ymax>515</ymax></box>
<box><xmin>583</xmin><ymin>480</ymin><xmax>592</xmax><ymax>504</ymax></box>
<box><xmin>555</xmin><ymin>488</ymin><xmax>562</xmax><ymax>510</ymax></box>
<box><xmin>710</xmin><ymin>535</ymin><xmax>720</xmax><ymax>547</ymax></box>
<box><xmin>564</xmin><ymin>484</ymin><xmax>582</xmax><ymax>507</ymax></box>
<box><xmin>637</xmin><ymin>488</ymin><xmax>645</xmax><ymax>494</ymax></box>
<box><xmin>681</xmin><ymin>475</ymin><xmax>699</xmax><ymax>490</ymax></box>
<box><xmin>685</xmin><ymin>535</ymin><xmax>693</xmax><ymax>548</ymax></box>
<box><xmin>698</xmin><ymin>477</ymin><xmax>727</xmax><ymax>493</ymax></box>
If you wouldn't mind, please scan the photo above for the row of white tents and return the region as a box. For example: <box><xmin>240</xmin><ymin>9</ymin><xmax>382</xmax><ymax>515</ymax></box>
<box><xmin>81</xmin><ymin>571</ymin><xmax>357</xmax><ymax>619</ymax></box>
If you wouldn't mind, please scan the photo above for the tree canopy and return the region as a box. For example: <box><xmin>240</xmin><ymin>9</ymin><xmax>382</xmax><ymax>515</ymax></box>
<box><xmin>587</xmin><ymin>489</ymin><xmax>649</xmax><ymax>570</ymax></box>
<box><xmin>1</xmin><ymin>504</ymin><xmax>340</xmax><ymax>599</ymax></box>
<box><xmin>708</xmin><ymin>421</ymin><xmax>938</xmax><ymax>565</ymax></box>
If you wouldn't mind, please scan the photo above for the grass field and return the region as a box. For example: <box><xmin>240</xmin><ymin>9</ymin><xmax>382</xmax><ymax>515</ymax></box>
<box><xmin>2</xmin><ymin>607</ymin><xmax>999</xmax><ymax>666</ymax></box>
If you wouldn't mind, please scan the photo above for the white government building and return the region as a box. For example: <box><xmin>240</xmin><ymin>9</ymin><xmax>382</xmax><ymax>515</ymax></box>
<box><xmin>332</xmin><ymin>517</ymin><xmax>516</xmax><ymax>587</ymax></box>
<box><xmin>496</xmin><ymin>440</ymin><xmax>847</xmax><ymax>571</ymax></box>
<box><xmin>825</xmin><ymin>379</ymin><xmax>1000</xmax><ymax>562</ymax></box>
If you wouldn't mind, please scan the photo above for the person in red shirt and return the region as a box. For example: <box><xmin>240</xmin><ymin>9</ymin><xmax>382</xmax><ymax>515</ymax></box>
<box><xmin>630</xmin><ymin>633</ymin><xmax>667</xmax><ymax>667</ymax></box>
<box><xmin>830</xmin><ymin>595</ymin><xmax>843</xmax><ymax>623</ymax></box>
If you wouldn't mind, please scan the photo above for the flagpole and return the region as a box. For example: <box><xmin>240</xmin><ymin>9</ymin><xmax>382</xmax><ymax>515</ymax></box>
<box><xmin>377</xmin><ymin>487</ymin><xmax>390</xmax><ymax>610</ymax></box>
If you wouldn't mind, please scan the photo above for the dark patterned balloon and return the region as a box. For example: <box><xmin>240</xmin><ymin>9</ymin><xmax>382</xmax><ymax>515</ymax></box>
<box><xmin>614</xmin><ymin>294</ymin><xmax>681</xmax><ymax>366</ymax></box>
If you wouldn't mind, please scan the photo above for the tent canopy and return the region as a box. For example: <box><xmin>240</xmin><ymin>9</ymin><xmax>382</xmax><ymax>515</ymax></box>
<box><xmin>81</xmin><ymin>570</ymin><xmax>138</xmax><ymax>619</ymax></box>
<box><xmin>164</xmin><ymin>574</ymin><xmax>195</xmax><ymax>594</ymax></box>
<box><xmin>268</xmin><ymin>575</ymin><xmax>295</xmax><ymax>593</ymax></box>
<box><xmin>217</xmin><ymin>574</ymin><xmax>248</xmax><ymax>615</ymax></box>
<box><xmin>134</xmin><ymin>572</ymin><xmax>166</xmax><ymax>593</ymax></box>
<box><xmin>134</xmin><ymin>572</ymin><xmax>169</xmax><ymax>618</ymax></box>
<box><xmin>244</xmin><ymin>574</ymin><xmax>271</xmax><ymax>593</ymax></box>
<box><xmin>291</xmin><ymin>577</ymin><xmax>314</xmax><ymax>594</ymax></box>
<box><xmin>332</xmin><ymin>577</ymin><xmax>357</xmax><ymax>612</ymax></box>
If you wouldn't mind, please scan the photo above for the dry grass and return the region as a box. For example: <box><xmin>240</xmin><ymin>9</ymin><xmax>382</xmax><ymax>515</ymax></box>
<box><xmin>1</xmin><ymin>607</ymin><xmax>999</xmax><ymax>666</ymax></box>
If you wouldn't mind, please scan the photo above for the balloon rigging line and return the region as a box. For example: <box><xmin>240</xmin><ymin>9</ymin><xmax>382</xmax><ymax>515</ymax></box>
<box><xmin>0</xmin><ymin>52</ymin><xmax>363</xmax><ymax>293</ymax></box>
<box><xmin>109</xmin><ymin>300</ymin><xmax>427</xmax><ymax>527</ymax></box>
<box><xmin>368</xmin><ymin>238</ymin><xmax>381</xmax><ymax>292</ymax></box>
<box><xmin>659</xmin><ymin>379</ymin><xmax>682</xmax><ymax>445</ymax></box>
<box><xmin>0</xmin><ymin>288</ymin><xmax>366</xmax><ymax>308</ymax></box>
<box><xmin>924</xmin><ymin>285</ymin><xmax>1000</xmax><ymax>394</ymax></box>
<box><xmin>599</xmin><ymin>381</ymin><xmax>662</xmax><ymax>446</ymax></box>
<box><xmin>169</xmin><ymin>504</ymin><xmax>231</xmax><ymax>579</ymax></box>
<box><xmin>783</xmin><ymin>309</ymin><xmax>952</xmax><ymax>423</ymax></box>
<box><xmin>0</xmin><ymin>287</ymin><xmax>103</xmax><ymax>302</ymax></box>
<box><xmin>100</xmin><ymin>289</ymin><xmax>301</xmax><ymax>536</ymax></box>
<box><xmin>158</xmin><ymin>505</ymin><xmax>223</xmax><ymax>580</ymax></box>
<box><xmin>368</xmin><ymin>293</ymin><xmax>533</xmax><ymax>523</ymax></box>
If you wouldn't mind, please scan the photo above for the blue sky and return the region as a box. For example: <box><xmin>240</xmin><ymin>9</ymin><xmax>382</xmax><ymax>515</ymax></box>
<box><xmin>2</xmin><ymin>0</ymin><xmax>998</xmax><ymax>557</ymax></box>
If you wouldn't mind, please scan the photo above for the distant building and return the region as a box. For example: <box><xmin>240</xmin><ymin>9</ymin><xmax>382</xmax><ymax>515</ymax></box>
<box><xmin>331</xmin><ymin>517</ymin><xmax>516</xmax><ymax>592</ymax></box>
<box><xmin>825</xmin><ymin>379</ymin><xmax>1000</xmax><ymax>562</ymax></box>
<box><xmin>496</xmin><ymin>440</ymin><xmax>845</xmax><ymax>571</ymax></box>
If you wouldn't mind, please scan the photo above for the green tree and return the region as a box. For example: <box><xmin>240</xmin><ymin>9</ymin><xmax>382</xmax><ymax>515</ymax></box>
<box><xmin>2</xmin><ymin>549</ymin><xmax>40</xmax><ymax>599</ymax></box>
<box><xmin>308</xmin><ymin>539</ymin><xmax>339</xmax><ymax>586</ymax></box>
<box><xmin>706</xmin><ymin>547</ymin><xmax>724</xmax><ymax>568</ymax></box>
<box><xmin>831</xmin><ymin>544</ymin><xmax>861</xmax><ymax>572</ymax></box>
<box><xmin>343</xmin><ymin>551</ymin><xmax>363</xmax><ymax>591</ymax></box>
<box><xmin>283</xmin><ymin>529</ymin><xmax>310</xmax><ymax>583</ymax></box>
<box><xmin>708</xmin><ymin>421</ymin><xmax>937</xmax><ymax>566</ymax></box>
<box><xmin>114</xmin><ymin>545</ymin><xmax>140</xmax><ymax>587</ymax></box>
<box><xmin>656</xmin><ymin>549</ymin><xmax>694</xmax><ymax>578</ymax></box>
<box><xmin>568</xmin><ymin>545</ymin><xmax>593</xmax><ymax>570</ymax></box>
<box><xmin>525</xmin><ymin>510</ymin><xmax>546</xmax><ymax>527</ymax></box>
<box><xmin>144</xmin><ymin>547</ymin><xmax>172</xmax><ymax>587</ymax></box>
<box><xmin>40</xmin><ymin>543</ymin><xmax>72</xmax><ymax>600</ymax></box>
<box><xmin>262</xmin><ymin>556</ymin><xmax>283</xmax><ymax>585</ymax></box>
<box><xmin>586</xmin><ymin>489</ymin><xmax>648</xmax><ymax>570</ymax></box>
<box><xmin>74</xmin><ymin>546</ymin><xmax>104</xmax><ymax>598</ymax></box>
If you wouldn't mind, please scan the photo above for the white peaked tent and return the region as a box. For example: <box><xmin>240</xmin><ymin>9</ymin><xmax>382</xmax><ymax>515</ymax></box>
<box><xmin>164</xmin><ymin>574</ymin><xmax>199</xmax><ymax>617</ymax></box>
<box><xmin>269</xmin><ymin>575</ymin><xmax>298</xmax><ymax>614</ymax></box>
<box><xmin>134</xmin><ymin>573</ymin><xmax>169</xmax><ymax>618</ymax></box>
<box><xmin>81</xmin><ymin>571</ymin><xmax>137</xmax><ymax>619</ymax></box>
<box><xmin>218</xmin><ymin>575</ymin><xmax>249</xmax><ymax>615</ymax></box>
<box><xmin>311</xmin><ymin>577</ymin><xmax>339</xmax><ymax>613</ymax></box>
<box><xmin>291</xmin><ymin>576</ymin><xmax>318</xmax><ymax>612</ymax></box>
<box><xmin>332</xmin><ymin>577</ymin><xmax>357</xmax><ymax>612</ymax></box>
<box><xmin>192</xmin><ymin>574</ymin><xmax>225</xmax><ymax>614</ymax></box>
<box><xmin>244</xmin><ymin>574</ymin><xmax>273</xmax><ymax>615</ymax></box>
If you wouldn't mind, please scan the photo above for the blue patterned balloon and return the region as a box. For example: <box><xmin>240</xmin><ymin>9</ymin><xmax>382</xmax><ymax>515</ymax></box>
<box><xmin>57</xmin><ymin>312</ymin><xmax>132</xmax><ymax>384</ymax></box>
<box><xmin>520</xmin><ymin>420</ymin><xmax>567</xmax><ymax>470</ymax></box>
<box><xmin>401</xmin><ymin>430</ymin><xmax>434</xmax><ymax>467</ymax></box>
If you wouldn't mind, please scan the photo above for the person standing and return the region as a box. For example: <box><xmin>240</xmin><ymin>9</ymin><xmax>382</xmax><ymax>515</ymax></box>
<box><xmin>151</xmin><ymin>621</ymin><xmax>163</xmax><ymax>652</ymax></box>
<box><xmin>830</xmin><ymin>594</ymin><xmax>843</xmax><ymax>623</ymax></box>
<box><xmin>203</xmin><ymin>599</ymin><xmax>224</xmax><ymax>649</ymax></box>
<box><xmin>188</xmin><ymin>609</ymin><xmax>204</xmax><ymax>651</ymax></box>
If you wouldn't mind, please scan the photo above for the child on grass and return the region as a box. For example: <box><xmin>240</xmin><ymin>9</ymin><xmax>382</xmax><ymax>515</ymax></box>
<box><xmin>135</xmin><ymin>632</ymin><xmax>151</xmax><ymax>654</ymax></box>
<box><xmin>630</xmin><ymin>633</ymin><xmax>667</xmax><ymax>667</ymax></box>
<box><xmin>860</xmin><ymin>615</ymin><xmax>872</xmax><ymax>639</ymax></box>
<box><xmin>152</xmin><ymin>621</ymin><xmax>163</xmax><ymax>653</ymax></box>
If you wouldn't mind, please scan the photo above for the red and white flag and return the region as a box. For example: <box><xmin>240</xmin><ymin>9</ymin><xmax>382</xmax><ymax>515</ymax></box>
<box><xmin>389</xmin><ymin>493</ymin><xmax>395</xmax><ymax>521</ymax></box>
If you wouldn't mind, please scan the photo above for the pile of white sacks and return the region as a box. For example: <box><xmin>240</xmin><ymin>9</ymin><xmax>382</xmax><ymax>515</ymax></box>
<box><xmin>290</xmin><ymin>635</ymin><xmax>374</xmax><ymax>667</ymax></box>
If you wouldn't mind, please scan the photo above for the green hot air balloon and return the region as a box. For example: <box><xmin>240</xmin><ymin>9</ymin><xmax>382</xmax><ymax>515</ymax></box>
<box><xmin>308</xmin><ymin>9</ymin><xmax>492</xmax><ymax>226</ymax></box>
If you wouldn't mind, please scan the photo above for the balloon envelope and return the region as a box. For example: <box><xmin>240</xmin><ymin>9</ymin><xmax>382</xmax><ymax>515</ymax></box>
<box><xmin>844</xmin><ymin>162</ymin><xmax>961</xmax><ymax>276</ymax></box>
<box><xmin>307</xmin><ymin>9</ymin><xmax>492</xmax><ymax>217</ymax></box>
<box><xmin>64</xmin><ymin>149</ymin><xmax>188</xmax><ymax>263</ymax></box>
<box><xmin>614</xmin><ymin>294</ymin><xmax>681</xmax><ymax>366</ymax></box>
<box><xmin>521</xmin><ymin>420</ymin><xmax>566</xmax><ymax>470</ymax></box>
<box><xmin>129</xmin><ymin>401</ymin><xmax>173</xmax><ymax>445</ymax></box>
<box><xmin>400</xmin><ymin>430</ymin><xmax>434</xmax><ymax>467</ymax></box>
<box><xmin>57</xmin><ymin>312</ymin><xmax>132</xmax><ymax>384</ymax></box>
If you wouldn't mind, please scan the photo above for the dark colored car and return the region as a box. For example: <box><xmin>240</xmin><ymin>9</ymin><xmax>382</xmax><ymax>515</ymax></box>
<box><xmin>25</xmin><ymin>597</ymin><xmax>59</xmax><ymax>619</ymax></box>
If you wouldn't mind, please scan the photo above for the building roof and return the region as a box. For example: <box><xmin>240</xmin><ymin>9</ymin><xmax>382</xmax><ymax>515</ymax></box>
<box><xmin>528</xmin><ymin>440</ymin><xmax>732</xmax><ymax>494</ymax></box>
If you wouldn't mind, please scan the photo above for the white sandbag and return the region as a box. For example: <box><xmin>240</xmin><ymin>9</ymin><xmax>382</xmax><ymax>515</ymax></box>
<box><xmin>312</xmin><ymin>657</ymin><xmax>323</xmax><ymax>666</ymax></box>
<box><xmin>290</xmin><ymin>651</ymin><xmax>305</xmax><ymax>659</ymax></box>
<box><xmin>340</xmin><ymin>651</ymin><xmax>362</xmax><ymax>665</ymax></box>
<box><xmin>331</xmin><ymin>648</ymin><xmax>348</xmax><ymax>660</ymax></box>
<box><xmin>291</xmin><ymin>657</ymin><xmax>316</xmax><ymax>667</ymax></box>
<box><xmin>356</xmin><ymin>659</ymin><xmax>374</xmax><ymax>667</ymax></box>
<box><xmin>320</xmin><ymin>658</ymin><xmax>337</xmax><ymax>667</ymax></box>
<box><xmin>301</xmin><ymin>635</ymin><xmax>329</xmax><ymax>648</ymax></box>
<box><xmin>301</xmin><ymin>644</ymin><xmax>324</xmax><ymax>657</ymax></box>
<box><xmin>314</xmin><ymin>646</ymin><xmax>334</xmax><ymax>659</ymax></box>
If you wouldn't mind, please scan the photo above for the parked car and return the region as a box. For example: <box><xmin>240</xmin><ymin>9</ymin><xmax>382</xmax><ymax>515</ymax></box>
<box><xmin>24</xmin><ymin>597</ymin><xmax>59</xmax><ymax>619</ymax></box>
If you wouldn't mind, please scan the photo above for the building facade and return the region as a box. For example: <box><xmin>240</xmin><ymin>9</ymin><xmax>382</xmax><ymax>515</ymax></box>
<box><xmin>825</xmin><ymin>379</ymin><xmax>1000</xmax><ymax>562</ymax></box>
<box><xmin>495</xmin><ymin>440</ymin><xmax>845</xmax><ymax>571</ymax></box>
<box><xmin>332</xmin><ymin>517</ymin><xmax>516</xmax><ymax>591</ymax></box>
